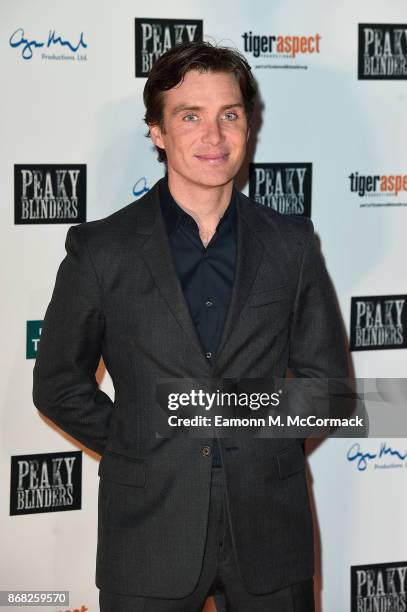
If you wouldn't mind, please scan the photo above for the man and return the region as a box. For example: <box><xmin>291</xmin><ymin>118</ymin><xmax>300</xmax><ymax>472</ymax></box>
<box><xmin>33</xmin><ymin>41</ymin><xmax>349</xmax><ymax>611</ymax></box>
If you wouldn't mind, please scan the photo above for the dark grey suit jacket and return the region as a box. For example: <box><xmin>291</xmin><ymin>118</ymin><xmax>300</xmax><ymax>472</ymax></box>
<box><xmin>32</xmin><ymin>180</ymin><xmax>349</xmax><ymax>598</ymax></box>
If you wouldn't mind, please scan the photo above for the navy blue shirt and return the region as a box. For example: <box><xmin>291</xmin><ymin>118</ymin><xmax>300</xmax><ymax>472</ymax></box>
<box><xmin>159</xmin><ymin>177</ymin><xmax>237</xmax><ymax>466</ymax></box>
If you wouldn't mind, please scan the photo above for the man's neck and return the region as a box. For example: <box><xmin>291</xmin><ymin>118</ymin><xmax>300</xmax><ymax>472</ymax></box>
<box><xmin>167</xmin><ymin>171</ymin><xmax>234</xmax><ymax>238</ymax></box>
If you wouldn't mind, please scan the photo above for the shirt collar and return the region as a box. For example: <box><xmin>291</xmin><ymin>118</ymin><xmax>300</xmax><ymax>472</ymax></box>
<box><xmin>159</xmin><ymin>175</ymin><xmax>237</xmax><ymax>237</ymax></box>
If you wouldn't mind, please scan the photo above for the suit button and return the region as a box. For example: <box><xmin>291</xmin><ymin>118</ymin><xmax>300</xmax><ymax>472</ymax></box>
<box><xmin>201</xmin><ymin>446</ymin><xmax>212</xmax><ymax>457</ymax></box>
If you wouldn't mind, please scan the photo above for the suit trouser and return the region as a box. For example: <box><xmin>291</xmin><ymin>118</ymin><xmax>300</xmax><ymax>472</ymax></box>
<box><xmin>99</xmin><ymin>465</ymin><xmax>315</xmax><ymax>612</ymax></box>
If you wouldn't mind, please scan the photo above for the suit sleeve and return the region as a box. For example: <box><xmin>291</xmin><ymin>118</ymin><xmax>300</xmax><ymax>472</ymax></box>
<box><xmin>32</xmin><ymin>224</ymin><xmax>114</xmax><ymax>455</ymax></box>
<box><xmin>286</xmin><ymin>220</ymin><xmax>355</xmax><ymax>433</ymax></box>
<box><xmin>288</xmin><ymin>219</ymin><xmax>349</xmax><ymax>379</ymax></box>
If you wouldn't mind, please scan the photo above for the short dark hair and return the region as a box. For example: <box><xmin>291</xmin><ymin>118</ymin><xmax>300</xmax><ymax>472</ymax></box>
<box><xmin>143</xmin><ymin>40</ymin><xmax>257</xmax><ymax>162</ymax></box>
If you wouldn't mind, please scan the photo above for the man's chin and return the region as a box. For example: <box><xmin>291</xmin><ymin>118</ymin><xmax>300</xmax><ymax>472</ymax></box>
<box><xmin>194</xmin><ymin>176</ymin><xmax>234</xmax><ymax>189</ymax></box>
<box><xmin>190</xmin><ymin>167</ymin><xmax>237</xmax><ymax>188</ymax></box>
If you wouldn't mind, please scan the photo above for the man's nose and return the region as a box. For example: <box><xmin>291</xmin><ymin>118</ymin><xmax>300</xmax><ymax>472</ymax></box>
<box><xmin>202</xmin><ymin>119</ymin><xmax>224</xmax><ymax>146</ymax></box>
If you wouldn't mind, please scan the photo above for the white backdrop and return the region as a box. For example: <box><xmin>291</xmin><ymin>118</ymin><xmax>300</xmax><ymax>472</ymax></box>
<box><xmin>1</xmin><ymin>1</ymin><xmax>407</xmax><ymax>610</ymax></box>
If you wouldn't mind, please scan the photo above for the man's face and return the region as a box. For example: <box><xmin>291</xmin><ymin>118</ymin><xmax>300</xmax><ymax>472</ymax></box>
<box><xmin>149</xmin><ymin>69</ymin><xmax>249</xmax><ymax>189</ymax></box>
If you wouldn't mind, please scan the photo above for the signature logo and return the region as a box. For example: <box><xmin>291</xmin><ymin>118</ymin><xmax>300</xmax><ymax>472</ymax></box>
<box><xmin>9</xmin><ymin>28</ymin><xmax>87</xmax><ymax>60</ymax></box>
<box><xmin>133</xmin><ymin>177</ymin><xmax>150</xmax><ymax>198</ymax></box>
<box><xmin>347</xmin><ymin>441</ymin><xmax>407</xmax><ymax>471</ymax></box>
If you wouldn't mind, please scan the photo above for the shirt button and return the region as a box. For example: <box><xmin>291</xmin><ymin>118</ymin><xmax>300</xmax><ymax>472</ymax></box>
<box><xmin>205</xmin><ymin>352</ymin><xmax>212</xmax><ymax>359</ymax></box>
<box><xmin>205</xmin><ymin>300</ymin><xmax>213</xmax><ymax>307</ymax></box>
<box><xmin>201</xmin><ymin>446</ymin><xmax>212</xmax><ymax>457</ymax></box>
<box><xmin>203</xmin><ymin>251</ymin><xmax>208</xmax><ymax>258</ymax></box>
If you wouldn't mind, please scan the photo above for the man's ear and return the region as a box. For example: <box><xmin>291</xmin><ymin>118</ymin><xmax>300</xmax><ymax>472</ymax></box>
<box><xmin>149</xmin><ymin>123</ymin><xmax>165</xmax><ymax>150</ymax></box>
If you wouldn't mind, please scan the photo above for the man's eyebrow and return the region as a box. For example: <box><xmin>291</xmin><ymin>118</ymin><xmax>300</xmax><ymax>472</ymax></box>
<box><xmin>171</xmin><ymin>105</ymin><xmax>202</xmax><ymax>115</ymax></box>
<box><xmin>171</xmin><ymin>103</ymin><xmax>245</xmax><ymax>115</ymax></box>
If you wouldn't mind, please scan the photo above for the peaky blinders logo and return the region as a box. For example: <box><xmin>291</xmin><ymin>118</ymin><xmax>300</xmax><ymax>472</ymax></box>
<box><xmin>135</xmin><ymin>18</ymin><xmax>203</xmax><ymax>77</ymax></box>
<box><xmin>350</xmin><ymin>295</ymin><xmax>407</xmax><ymax>351</ymax></box>
<box><xmin>10</xmin><ymin>451</ymin><xmax>82</xmax><ymax>515</ymax></box>
<box><xmin>358</xmin><ymin>24</ymin><xmax>407</xmax><ymax>79</ymax></box>
<box><xmin>14</xmin><ymin>164</ymin><xmax>86</xmax><ymax>224</ymax></box>
<box><xmin>249</xmin><ymin>163</ymin><xmax>312</xmax><ymax>217</ymax></box>
<box><xmin>351</xmin><ymin>561</ymin><xmax>407</xmax><ymax>611</ymax></box>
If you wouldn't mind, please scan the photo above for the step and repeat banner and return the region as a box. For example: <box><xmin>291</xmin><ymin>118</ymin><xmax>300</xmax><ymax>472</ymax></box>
<box><xmin>1</xmin><ymin>1</ymin><xmax>407</xmax><ymax>610</ymax></box>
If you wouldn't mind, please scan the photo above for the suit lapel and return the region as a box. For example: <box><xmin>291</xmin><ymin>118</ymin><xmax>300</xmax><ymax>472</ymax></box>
<box><xmin>213</xmin><ymin>192</ymin><xmax>265</xmax><ymax>371</ymax></box>
<box><xmin>131</xmin><ymin>183</ymin><xmax>210</xmax><ymax>368</ymax></box>
<box><xmin>129</xmin><ymin>183</ymin><xmax>266</xmax><ymax>373</ymax></box>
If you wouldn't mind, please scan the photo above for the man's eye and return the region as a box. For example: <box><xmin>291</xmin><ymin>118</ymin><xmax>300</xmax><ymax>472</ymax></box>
<box><xmin>182</xmin><ymin>113</ymin><xmax>198</xmax><ymax>122</ymax></box>
<box><xmin>223</xmin><ymin>111</ymin><xmax>238</xmax><ymax>120</ymax></box>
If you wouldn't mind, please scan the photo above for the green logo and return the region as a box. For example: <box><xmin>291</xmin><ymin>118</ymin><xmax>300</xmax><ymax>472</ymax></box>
<box><xmin>26</xmin><ymin>321</ymin><xmax>42</xmax><ymax>359</ymax></box>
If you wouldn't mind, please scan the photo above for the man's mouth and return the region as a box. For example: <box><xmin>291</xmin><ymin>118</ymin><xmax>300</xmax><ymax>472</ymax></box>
<box><xmin>194</xmin><ymin>153</ymin><xmax>229</xmax><ymax>165</ymax></box>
